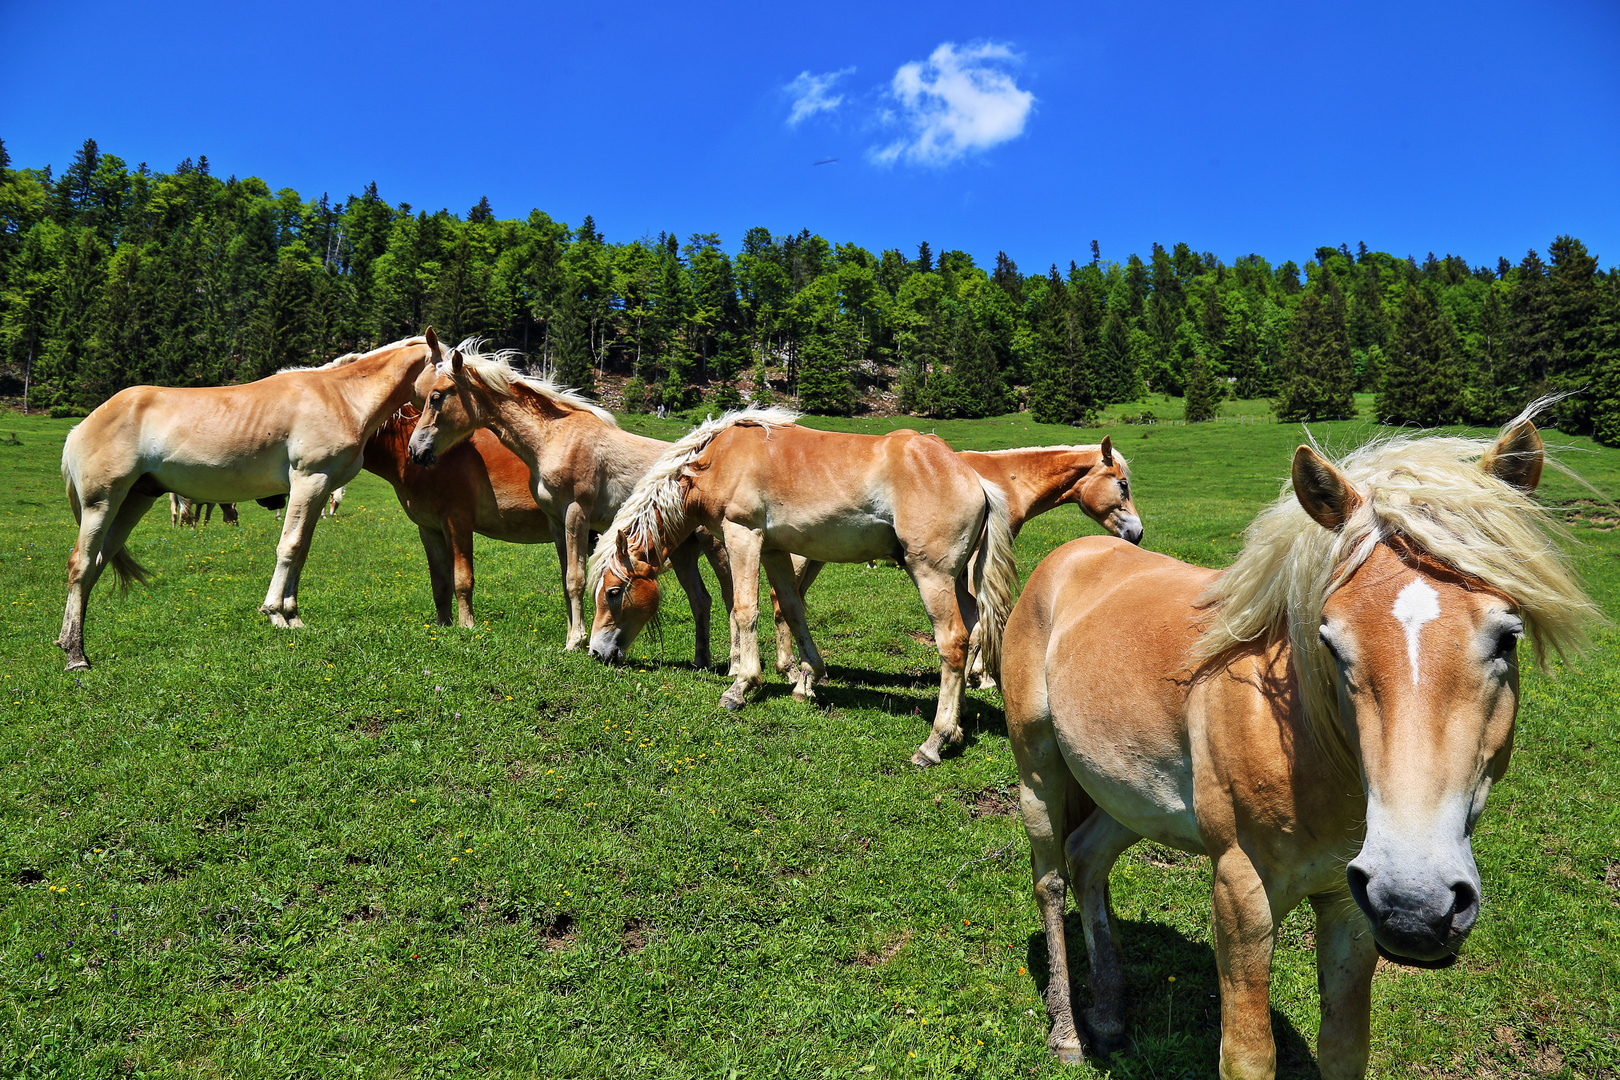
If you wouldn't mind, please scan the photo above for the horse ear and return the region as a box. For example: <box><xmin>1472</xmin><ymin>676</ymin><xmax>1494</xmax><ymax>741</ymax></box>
<box><xmin>1481</xmin><ymin>418</ymin><xmax>1544</xmax><ymax>493</ymax></box>
<box><xmin>615</xmin><ymin>530</ymin><xmax>631</xmax><ymax>565</ymax></box>
<box><xmin>450</xmin><ymin>348</ymin><xmax>465</xmax><ymax>375</ymax></box>
<box><xmin>424</xmin><ymin>326</ymin><xmax>441</xmax><ymax>358</ymax></box>
<box><xmin>1100</xmin><ymin>435</ymin><xmax>1114</xmax><ymax>467</ymax></box>
<box><xmin>1292</xmin><ymin>445</ymin><xmax>1362</xmax><ymax>531</ymax></box>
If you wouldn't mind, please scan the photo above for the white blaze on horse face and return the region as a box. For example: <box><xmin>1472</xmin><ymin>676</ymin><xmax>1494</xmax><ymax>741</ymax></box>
<box><xmin>1392</xmin><ymin>579</ymin><xmax>1442</xmax><ymax>685</ymax></box>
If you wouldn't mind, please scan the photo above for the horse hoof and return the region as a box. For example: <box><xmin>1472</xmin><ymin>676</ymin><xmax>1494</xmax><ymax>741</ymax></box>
<box><xmin>287</xmin><ymin>616</ymin><xmax>305</xmax><ymax>629</ymax></box>
<box><xmin>721</xmin><ymin>694</ymin><xmax>747</xmax><ymax>712</ymax></box>
<box><xmin>910</xmin><ymin>748</ymin><xmax>941</xmax><ymax>767</ymax></box>
<box><xmin>1082</xmin><ymin>1015</ymin><xmax>1128</xmax><ymax>1057</ymax></box>
<box><xmin>63</xmin><ymin>658</ymin><xmax>90</xmax><ymax>673</ymax></box>
<box><xmin>1048</xmin><ymin>1038</ymin><xmax>1085</xmax><ymax>1065</ymax></box>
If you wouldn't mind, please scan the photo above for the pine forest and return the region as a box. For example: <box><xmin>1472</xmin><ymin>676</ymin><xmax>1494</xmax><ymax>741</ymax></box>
<box><xmin>4</xmin><ymin>138</ymin><xmax>1619</xmax><ymax>443</ymax></box>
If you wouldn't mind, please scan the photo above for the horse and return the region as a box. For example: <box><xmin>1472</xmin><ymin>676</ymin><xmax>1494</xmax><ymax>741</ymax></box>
<box><xmin>401</xmin><ymin>346</ymin><xmax>732</xmax><ymax>667</ymax></box>
<box><xmin>169</xmin><ymin>494</ymin><xmax>238</xmax><ymax>527</ymax></box>
<box><xmin>586</xmin><ymin>409</ymin><xmax>1021</xmax><ymax>766</ymax></box>
<box><xmin>772</xmin><ymin>439</ymin><xmax>1143</xmax><ymax>684</ymax></box>
<box><xmin>324</xmin><ymin>486</ymin><xmax>346</xmax><ymax>517</ymax></box>
<box><xmin>1000</xmin><ymin>409</ymin><xmax>1599</xmax><ymax>1077</ymax></box>
<box><xmin>56</xmin><ymin>330</ymin><xmax>447</xmax><ymax>670</ymax></box>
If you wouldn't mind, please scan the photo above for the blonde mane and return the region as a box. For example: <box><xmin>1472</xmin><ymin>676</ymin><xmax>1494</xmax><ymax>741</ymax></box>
<box><xmin>588</xmin><ymin>406</ymin><xmax>801</xmax><ymax>589</ymax></box>
<box><xmin>1196</xmin><ymin>404</ymin><xmax>1601</xmax><ymax>777</ymax></box>
<box><xmin>276</xmin><ymin>334</ymin><xmax>434</xmax><ymax>375</ymax></box>
<box><xmin>443</xmin><ymin>337</ymin><xmax>618</xmax><ymax>427</ymax></box>
<box><xmin>977</xmin><ymin>443</ymin><xmax>1130</xmax><ymax>473</ymax></box>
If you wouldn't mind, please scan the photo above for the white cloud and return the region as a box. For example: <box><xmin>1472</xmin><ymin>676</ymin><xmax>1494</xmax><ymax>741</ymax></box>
<box><xmin>870</xmin><ymin>42</ymin><xmax>1034</xmax><ymax>166</ymax></box>
<box><xmin>785</xmin><ymin>68</ymin><xmax>855</xmax><ymax>127</ymax></box>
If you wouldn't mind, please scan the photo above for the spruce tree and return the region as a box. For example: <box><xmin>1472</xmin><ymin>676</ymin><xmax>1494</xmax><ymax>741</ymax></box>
<box><xmin>796</xmin><ymin>330</ymin><xmax>853</xmax><ymax>415</ymax></box>
<box><xmin>1229</xmin><ymin>318</ymin><xmax>1267</xmax><ymax>399</ymax></box>
<box><xmin>553</xmin><ymin>287</ymin><xmax>595</xmax><ymax>394</ymax></box>
<box><xmin>1182</xmin><ymin>350</ymin><xmax>1220</xmax><ymax>422</ymax></box>
<box><xmin>1027</xmin><ymin>269</ymin><xmax>1072</xmax><ymax>424</ymax></box>
<box><xmin>1377</xmin><ymin>284</ymin><xmax>1464</xmax><ymax>426</ymax></box>
<box><xmin>1275</xmin><ymin>277</ymin><xmax>1355</xmax><ymax>422</ymax></box>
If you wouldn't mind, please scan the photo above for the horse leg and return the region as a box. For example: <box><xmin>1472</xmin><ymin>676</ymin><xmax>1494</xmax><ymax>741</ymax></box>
<box><xmin>908</xmin><ymin>565</ymin><xmax>970</xmax><ymax>766</ymax></box>
<box><xmin>445</xmin><ymin>512</ymin><xmax>476</xmax><ymax>628</ymax></box>
<box><xmin>1210</xmin><ymin>848</ymin><xmax>1282</xmax><ymax>1080</ymax></box>
<box><xmin>1309</xmin><ymin>891</ymin><xmax>1376</xmax><ymax>1080</ymax></box>
<box><xmin>697</xmin><ymin>528</ymin><xmax>738</xmax><ymax>670</ymax></box>
<box><xmin>1016</xmin><ymin>727</ymin><xmax>1087</xmax><ymax>1063</ymax></box>
<box><xmin>259</xmin><ymin>478</ymin><xmax>327</xmax><ymax>629</ymax></box>
<box><xmin>1068</xmin><ymin>810</ymin><xmax>1143</xmax><ymax>1055</ymax></box>
<box><xmin>762</xmin><ymin>550</ymin><xmax>825</xmax><ymax>702</ymax></box>
<box><xmin>773</xmin><ymin>557</ymin><xmax>823</xmax><ymax>674</ymax></box>
<box><xmin>418</xmin><ymin>524</ymin><xmax>455</xmax><ymax>626</ymax></box>
<box><xmin>718</xmin><ymin>521</ymin><xmax>764</xmax><ymax>711</ymax></box>
<box><xmin>667</xmin><ymin>538</ymin><xmax>713</xmax><ymax>669</ymax></box>
<box><xmin>562</xmin><ymin>502</ymin><xmax>591</xmax><ymax>651</ymax></box>
<box><xmin>58</xmin><ymin>489</ymin><xmax>153</xmax><ymax>671</ymax></box>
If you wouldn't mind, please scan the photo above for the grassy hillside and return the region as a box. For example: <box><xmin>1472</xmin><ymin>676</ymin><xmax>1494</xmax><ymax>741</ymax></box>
<box><xmin>2</xmin><ymin>407</ymin><xmax>1617</xmax><ymax>1078</ymax></box>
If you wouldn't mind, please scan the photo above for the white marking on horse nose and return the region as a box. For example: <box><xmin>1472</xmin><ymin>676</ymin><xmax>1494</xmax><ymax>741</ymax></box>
<box><xmin>1392</xmin><ymin>580</ymin><xmax>1441</xmax><ymax>685</ymax></box>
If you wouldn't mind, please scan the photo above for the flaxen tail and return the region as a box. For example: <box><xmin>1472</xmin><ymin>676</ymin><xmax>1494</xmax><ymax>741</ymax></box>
<box><xmin>972</xmin><ymin>477</ymin><xmax>1019</xmax><ymax>684</ymax></box>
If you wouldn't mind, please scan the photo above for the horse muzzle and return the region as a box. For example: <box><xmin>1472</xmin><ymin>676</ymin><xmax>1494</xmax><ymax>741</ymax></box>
<box><xmin>407</xmin><ymin>431</ymin><xmax>439</xmax><ymax>467</ymax></box>
<box><xmin>1115</xmin><ymin>513</ymin><xmax>1144</xmax><ymax>546</ymax></box>
<box><xmin>588</xmin><ymin>633</ymin><xmax>626</xmax><ymax>666</ymax></box>
<box><xmin>1346</xmin><ymin>859</ymin><xmax>1480</xmax><ymax>965</ymax></box>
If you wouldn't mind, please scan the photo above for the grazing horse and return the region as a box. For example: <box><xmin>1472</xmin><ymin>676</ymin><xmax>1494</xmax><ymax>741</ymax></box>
<box><xmin>1001</xmin><ymin>410</ymin><xmax>1598</xmax><ymax>1077</ymax></box>
<box><xmin>324</xmin><ymin>486</ymin><xmax>346</xmax><ymax>517</ymax></box>
<box><xmin>773</xmin><ymin>439</ymin><xmax>1143</xmax><ymax>683</ymax></box>
<box><xmin>169</xmin><ymin>494</ymin><xmax>238</xmax><ymax>527</ymax></box>
<box><xmin>401</xmin><ymin>346</ymin><xmax>731</xmax><ymax>666</ymax></box>
<box><xmin>57</xmin><ymin>331</ymin><xmax>446</xmax><ymax>670</ymax></box>
<box><xmin>587</xmin><ymin>410</ymin><xmax>1021</xmax><ymax>766</ymax></box>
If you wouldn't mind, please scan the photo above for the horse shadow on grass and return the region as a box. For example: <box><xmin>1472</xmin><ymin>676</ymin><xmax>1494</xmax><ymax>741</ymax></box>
<box><xmin>1024</xmin><ymin>913</ymin><xmax>1321</xmax><ymax>1078</ymax></box>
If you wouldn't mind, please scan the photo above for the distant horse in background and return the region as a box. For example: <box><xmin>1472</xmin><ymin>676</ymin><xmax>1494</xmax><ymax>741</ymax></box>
<box><xmin>588</xmin><ymin>410</ymin><xmax>1020</xmax><ymax>766</ymax></box>
<box><xmin>57</xmin><ymin>330</ymin><xmax>446</xmax><ymax>670</ymax></box>
<box><xmin>773</xmin><ymin>438</ymin><xmax>1143</xmax><ymax>685</ymax></box>
<box><xmin>1001</xmin><ymin>409</ymin><xmax>1599</xmax><ymax>1076</ymax></box>
<box><xmin>324</xmin><ymin>486</ymin><xmax>346</xmax><ymax>517</ymax></box>
<box><xmin>169</xmin><ymin>494</ymin><xmax>238</xmax><ymax>527</ymax></box>
<box><xmin>401</xmin><ymin>346</ymin><xmax>733</xmax><ymax>666</ymax></box>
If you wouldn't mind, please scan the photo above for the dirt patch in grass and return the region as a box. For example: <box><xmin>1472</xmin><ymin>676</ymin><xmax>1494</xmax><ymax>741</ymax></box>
<box><xmin>905</xmin><ymin>630</ymin><xmax>935</xmax><ymax>647</ymax></box>
<box><xmin>539</xmin><ymin>912</ymin><xmax>577</xmax><ymax>952</ymax></box>
<box><xmin>621</xmin><ymin>917</ymin><xmax>648</xmax><ymax>953</ymax></box>
<box><xmin>848</xmin><ymin>929</ymin><xmax>911</xmax><ymax>967</ymax></box>
<box><xmin>1605</xmin><ymin>860</ymin><xmax>1620</xmax><ymax>895</ymax></box>
<box><xmin>354</xmin><ymin>715</ymin><xmax>390</xmax><ymax>738</ymax></box>
<box><xmin>964</xmin><ymin>784</ymin><xmax>1019</xmax><ymax>817</ymax></box>
<box><xmin>1559</xmin><ymin>499</ymin><xmax>1620</xmax><ymax>531</ymax></box>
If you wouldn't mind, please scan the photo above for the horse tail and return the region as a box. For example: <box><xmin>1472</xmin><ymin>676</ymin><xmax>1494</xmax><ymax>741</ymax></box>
<box><xmin>972</xmin><ymin>477</ymin><xmax>1019</xmax><ymax>685</ymax></box>
<box><xmin>109</xmin><ymin>549</ymin><xmax>152</xmax><ymax>592</ymax></box>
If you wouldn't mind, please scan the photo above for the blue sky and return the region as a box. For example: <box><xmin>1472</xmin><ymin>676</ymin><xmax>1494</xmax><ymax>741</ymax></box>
<box><xmin>4</xmin><ymin>0</ymin><xmax>1617</xmax><ymax>272</ymax></box>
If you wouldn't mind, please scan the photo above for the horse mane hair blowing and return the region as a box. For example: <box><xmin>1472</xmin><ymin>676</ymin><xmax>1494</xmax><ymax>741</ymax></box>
<box><xmin>1194</xmin><ymin>398</ymin><xmax>1601</xmax><ymax>777</ymax></box>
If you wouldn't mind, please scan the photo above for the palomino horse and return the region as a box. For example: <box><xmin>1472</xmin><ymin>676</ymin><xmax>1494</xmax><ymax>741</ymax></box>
<box><xmin>587</xmin><ymin>410</ymin><xmax>1021</xmax><ymax>766</ymax></box>
<box><xmin>402</xmin><ymin>347</ymin><xmax>732</xmax><ymax>667</ymax></box>
<box><xmin>773</xmin><ymin>439</ymin><xmax>1143</xmax><ymax>683</ymax></box>
<box><xmin>1001</xmin><ymin>411</ymin><xmax>1598</xmax><ymax>1077</ymax></box>
<box><xmin>169</xmin><ymin>494</ymin><xmax>238</xmax><ymax>527</ymax></box>
<box><xmin>57</xmin><ymin>331</ymin><xmax>447</xmax><ymax>670</ymax></box>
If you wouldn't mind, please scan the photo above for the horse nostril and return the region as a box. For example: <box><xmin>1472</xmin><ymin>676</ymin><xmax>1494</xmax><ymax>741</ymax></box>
<box><xmin>1346</xmin><ymin>865</ymin><xmax>1374</xmax><ymax>919</ymax></box>
<box><xmin>1449</xmin><ymin>880</ymin><xmax>1480</xmax><ymax>934</ymax></box>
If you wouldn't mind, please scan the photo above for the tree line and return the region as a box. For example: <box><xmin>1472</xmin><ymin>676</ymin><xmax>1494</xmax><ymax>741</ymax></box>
<box><xmin>3</xmin><ymin>138</ymin><xmax>1618</xmax><ymax>443</ymax></box>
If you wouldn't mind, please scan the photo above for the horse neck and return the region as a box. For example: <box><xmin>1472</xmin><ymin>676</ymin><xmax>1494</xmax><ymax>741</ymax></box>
<box><xmin>339</xmin><ymin>345</ymin><xmax>429</xmax><ymax>430</ymax></box>
<box><xmin>361</xmin><ymin>416</ymin><xmax>412</xmax><ymax>483</ymax></box>
<box><xmin>969</xmin><ymin>448</ymin><xmax>1102</xmax><ymax>531</ymax></box>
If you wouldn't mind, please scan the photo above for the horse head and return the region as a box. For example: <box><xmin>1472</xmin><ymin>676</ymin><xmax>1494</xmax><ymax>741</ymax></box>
<box><xmin>1064</xmin><ymin>437</ymin><xmax>1143</xmax><ymax>544</ymax></box>
<box><xmin>588</xmin><ymin>530</ymin><xmax>663</xmax><ymax>665</ymax></box>
<box><xmin>408</xmin><ymin>342</ymin><xmax>491</xmax><ymax>466</ymax></box>
<box><xmin>1297</xmin><ymin>419</ymin><xmax>1546</xmax><ymax>966</ymax></box>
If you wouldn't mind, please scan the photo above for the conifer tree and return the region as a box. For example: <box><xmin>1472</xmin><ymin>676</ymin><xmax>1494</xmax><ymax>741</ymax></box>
<box><xmin>1182</xmin><ymin>350</ymin><xmax>1220</xmax><ymax>422</ymax></box>
<box><xmin>554</xmin><ymin>287</ymin><xmax>595</xmax><ymax>395</ymax></box>
<box><xmin>1229</xmin><ymin>318</ymin><xmax>1268</xmax><ymax>399</ymax></box>
<box><xmin>1377</xmin><ymin>284</ymin><xmax>1463</xmax><ymax>426</ymax></box>
<box><xmin>1275</xmin><ymin>276</ymin><xmax>1355</xmax><ymax>421</ymax></box>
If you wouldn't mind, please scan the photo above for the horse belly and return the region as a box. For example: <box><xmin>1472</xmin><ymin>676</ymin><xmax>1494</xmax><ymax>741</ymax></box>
<box><xmin>150</xmin><ymin>457</ymin><xmax>292</xmax><ymax>504</ymax></box>
<box><xmin>1060</xmin><ymin>726</ymin><xmax>1206</xmax><ymax>855</ymax></box>
<box><xmin>765</xmin><ymin>509</ymin><xmax>897</xmax><ymax>564</ymax></box>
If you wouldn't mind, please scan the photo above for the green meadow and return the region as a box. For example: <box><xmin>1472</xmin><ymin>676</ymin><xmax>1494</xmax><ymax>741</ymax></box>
<box><xmin>2</xmin><ymin>403</ymin><xmax>1617</xmax><ymax>1079</ymax></box>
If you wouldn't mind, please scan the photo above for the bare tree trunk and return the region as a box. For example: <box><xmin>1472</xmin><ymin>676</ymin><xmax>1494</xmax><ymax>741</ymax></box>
<box><xmin>22</xmin><ymin>343</ymin><xmax>33</xmax><ymax>416</ymax></box>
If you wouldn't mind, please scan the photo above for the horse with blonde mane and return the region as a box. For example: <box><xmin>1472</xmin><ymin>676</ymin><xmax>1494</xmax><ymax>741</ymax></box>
<box><xmin>773</xmin><ymin>438</ymin><xmax>1143</xmax><ymax>685</ymax></box>
<box><xmin>57</xmin><ymin>331</ymin><xmax>447</xmax><ymax>670</ymax></box>
<box><xmin>402</xmin><ymin>345</ymin><xmax>731</xmax><ymax>666</ymax></box>
<box><xmin>587</xmin><ymin>410</ymin><xmax>1021</xmax><ymax>766</ymax></box>
<box><xmin>1002</xmin><ymin>407</ymin><xmax>1599</xmax><ymax>1077</ymax></box>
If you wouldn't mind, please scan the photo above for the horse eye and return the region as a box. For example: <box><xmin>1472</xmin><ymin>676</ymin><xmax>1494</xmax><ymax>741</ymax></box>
<box><xmin>1492</xmin><ymin>627</ymin><xmax>1521</xmax><ymax>662</ymax></box>
<box><xmin>1119</xmin><ymin>479</ymin><xmax>1130</xmax><ymax>499</ymax></box>
<box><xmin>1318</xmin><ymin>626</ymin><xmax>1343</xmax><ymax>664</ymax></box>
<box><xmin>606</xmin><ymin>587</ymin><xmax>622</xmax><ymax>601</ymax></box>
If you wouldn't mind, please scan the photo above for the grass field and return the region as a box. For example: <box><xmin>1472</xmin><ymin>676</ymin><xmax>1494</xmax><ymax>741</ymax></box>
<box><xmin>2</xmin><ymin>403</ymin><xmax>1618</xmax><ymax>1079</ymax></box>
